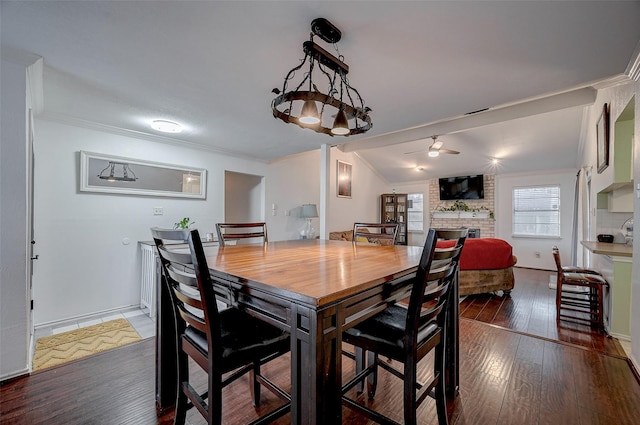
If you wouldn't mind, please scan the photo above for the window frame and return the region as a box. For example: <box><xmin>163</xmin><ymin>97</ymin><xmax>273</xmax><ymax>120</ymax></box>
<box><xmin>407</xmin><ymin>192</ymin><xmax>424</xmax><ymax>233</ymax></box>
<box><xmin>512</xmin><ymin>184</ymin><xmax>561</xmax><ymax>239</ymax></box>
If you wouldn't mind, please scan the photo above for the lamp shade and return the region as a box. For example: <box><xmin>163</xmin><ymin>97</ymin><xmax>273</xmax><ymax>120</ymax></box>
<box><xmin>301</xmin><ymin>204</ymin><xmax>319</xmax><ymax>218</ymax></box>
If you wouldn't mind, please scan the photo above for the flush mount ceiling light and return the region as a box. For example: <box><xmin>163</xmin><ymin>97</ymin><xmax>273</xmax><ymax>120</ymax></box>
<box><xmin>151</xmin><ymin>119</ymin><xmax>182</xmax><ymax>133</ymax></box>
<box><xmin>98</xmin><ymin>161</ymin><xmax>138</xmax><ymax>182</ymax></box>
<box><xmin>271</xmin><ymin>18</ymin><xmax>372</xmax><ymax>137</ymax></box>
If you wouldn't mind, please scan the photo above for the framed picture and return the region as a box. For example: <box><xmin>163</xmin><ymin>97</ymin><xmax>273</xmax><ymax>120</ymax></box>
<box><xmin>337</xmin><ymin>160</ymin><xmax>352</xmax><ymax>198</ymax></box>
<box><xmin>596</xmin><ymin>103</ymin><xmax>609</xmax><ymax>174</ymax></box>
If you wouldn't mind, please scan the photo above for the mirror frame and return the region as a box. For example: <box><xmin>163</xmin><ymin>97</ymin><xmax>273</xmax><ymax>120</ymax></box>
<box><xmin>79</xmin><ymin>151</ymin><xmax>207</xmax><ymax>199</ymax></box>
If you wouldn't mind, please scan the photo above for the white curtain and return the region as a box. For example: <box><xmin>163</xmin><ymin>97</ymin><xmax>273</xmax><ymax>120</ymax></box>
<box><xmin>572</xmin><ymin>166</ymin><xmax>591</xmax><ymax>267</ymax></box>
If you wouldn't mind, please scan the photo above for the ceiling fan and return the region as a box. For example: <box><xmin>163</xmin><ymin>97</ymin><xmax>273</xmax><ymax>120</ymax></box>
<box><xmin>404</xmin><ymin>136</ymin><xmax>460</xmax><ymax>157</ymax></box>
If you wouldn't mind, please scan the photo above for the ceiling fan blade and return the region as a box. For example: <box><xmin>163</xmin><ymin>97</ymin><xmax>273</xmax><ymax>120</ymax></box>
<box><xmin>439</xmin><ymin>149</ymin><xmax>460</xmax><ymax>155</ymax></box>
<box><xmin>431</xmin><ymin>140</ymin><xmax>443</xmax><ymax>150</ymax></box>
<box><xmin>403</xmin><ymin>149</ymin><xmax>428</xmax><ymax>155</ymax></box>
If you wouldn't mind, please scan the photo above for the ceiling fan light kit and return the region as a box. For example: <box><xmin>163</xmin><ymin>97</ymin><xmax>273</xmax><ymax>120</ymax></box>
<box><xmin>271</xmin><ymin>18</ymin><xmax>372</xmax><ymax>137</ymax></box>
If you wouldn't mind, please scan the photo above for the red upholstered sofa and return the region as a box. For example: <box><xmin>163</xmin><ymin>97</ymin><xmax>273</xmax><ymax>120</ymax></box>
<box><xmin>329</xmin><ymin>231</ymin><xmax>516</xmax><ymax>296</ymax></box>
<box><xmin>438</xmin><ymin>238</ymin><xmax>517</xmax><ymax>296</ymax></box>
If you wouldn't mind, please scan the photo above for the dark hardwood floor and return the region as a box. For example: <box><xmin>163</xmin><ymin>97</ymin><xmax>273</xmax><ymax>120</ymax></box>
<box><xmin>461</xmin><ymin>267</ymin><xmax>627</xmax><ymax>358</ymax></box>
<box><xmin>2</xmin><ymin>268</ymin><xmax>638</xmax><ymax>424</ymax></box>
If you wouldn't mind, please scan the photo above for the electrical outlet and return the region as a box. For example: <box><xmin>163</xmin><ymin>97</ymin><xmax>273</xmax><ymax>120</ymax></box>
<box><xmin>153</xmin><ymin>207</ymin><xmax>164</xmax><ymax>216</ymax></box>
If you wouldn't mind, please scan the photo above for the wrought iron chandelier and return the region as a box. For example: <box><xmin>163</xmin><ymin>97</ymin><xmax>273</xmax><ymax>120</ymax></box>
<box><xmin>98</xmin><ymin>161</ymin><xmax>138</xmax><ymax>182</ymax></box>
<box><xmin>271</xmin><ymin>18</ymin><xmax>372</xmax><ymax>137</ymax></box>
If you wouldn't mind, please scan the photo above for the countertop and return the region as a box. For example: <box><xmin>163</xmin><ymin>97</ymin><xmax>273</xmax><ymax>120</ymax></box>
<box><xmin>581</xmin><ymin>241</ymin><xmax>633</xmax><ymax>258</ymax></box>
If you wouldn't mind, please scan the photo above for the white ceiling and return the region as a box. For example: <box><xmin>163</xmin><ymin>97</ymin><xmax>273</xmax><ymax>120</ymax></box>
<box><xmin>2</xmin><ymin>1</ymin><xmax>640</xmax><ymax>183</ymax></box>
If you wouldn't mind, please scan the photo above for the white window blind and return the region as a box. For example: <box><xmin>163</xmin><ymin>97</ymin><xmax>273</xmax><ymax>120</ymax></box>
<box><xmin>407</xmin><ymin>193</ymin><xmax>424</xmax><ymax>232</ymax></box>
<box><xmin>513</xmin><ymin>185</ymin><xmax>560</xmax><ymax>237</ymax></box>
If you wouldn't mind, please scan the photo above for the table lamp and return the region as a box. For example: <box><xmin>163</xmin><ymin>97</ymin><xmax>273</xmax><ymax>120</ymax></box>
<box><xmin>301</xmin><ymin>204</ymin><xmax>319</xmax><ymax>238</ymax></box>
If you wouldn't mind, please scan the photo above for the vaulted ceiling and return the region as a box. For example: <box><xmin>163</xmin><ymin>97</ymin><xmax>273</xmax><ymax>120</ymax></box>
<box><xmin>2</xmin><ymin>1</ymin><xmax>639</xmax><ymax>182</ymax></box>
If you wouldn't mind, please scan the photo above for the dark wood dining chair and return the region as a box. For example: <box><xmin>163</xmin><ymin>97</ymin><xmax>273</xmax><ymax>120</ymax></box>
<box><xmin>150</xmin><ymin>227</ymin><xmax>290</xmax><ymax>425</ymax></box>
<box><xmin>341</xmin><ymin>227</ymin><xmax>467</xmax><ymax>425</ymax></box>
<box><xmin>352</xmin><ymin>222</ymin><xmax>399</xmax><ymax>245</ymax></box>
<box><xmin>552</xmin><ymin>246</ymin><xmax>608</xmax><ymax>331</ymax></box>
<box><xmin>215</xmin><ymin>222</ymin><xmax>268</xmax><ymax>246</ymax></box>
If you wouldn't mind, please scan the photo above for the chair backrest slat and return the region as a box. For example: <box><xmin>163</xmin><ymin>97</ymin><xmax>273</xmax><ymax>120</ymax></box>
<box><xmin>352</xmin><ymin>222</ymin><xmax>399</xmax><ymax>245</ymax></box>
<box><xmin>216</xmin><ymin>222</ymin><xmax>268</xmax><ymax>246</ymax></box>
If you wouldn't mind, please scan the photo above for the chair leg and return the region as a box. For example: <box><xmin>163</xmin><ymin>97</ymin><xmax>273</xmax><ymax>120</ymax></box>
<box><xmin>366</xmin><ymin>351</ymin><xmax>378</xmax><ymax>399</ymax></box>
<box><xmin>434</xmin><ymin>343</ymin><xmax>448</xmax><ymax>425</ymax></box>
<box><xmin>403</xmin><ymin>356</ymin><xmax>417</xmax><ymax>425</ymax></box>
<box><xmin>596</xmin><ymin>286</ymin><xmax>605</xmax><ymax>332</ymax></box>
<box><xmin>250</xmin><ymin>363</ymin><xmax>261</xmax><ymax>407</ymax></box>
<box><xmin>174</xmin><ymin>385</ymin><xmax>188</xmax><ymax>425</ymax></box>
<box><xmin>355</xmin><ymin>347</ymin><xmax>365</xmax><ymax>393</ymax></box>
<box><xmin>174</xmin><ymin>349</ymin><xmax>189</xmax><ymax>425</ymax></box>
<box><xmin>206</xmin><ymin>372</ymin><xmax>223</xmax><ymax>425</ymax></box>
<box><xmin>555</xmin><ymin>277</ymin><xmax>562</xmax><ymax>323</ymax></box>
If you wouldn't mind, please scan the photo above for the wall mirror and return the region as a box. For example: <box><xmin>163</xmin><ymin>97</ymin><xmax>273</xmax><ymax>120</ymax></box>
<box><xmin>80</xmin><ymin>151</ymin><xmax>207</xmax><ymax>198</ymax></box>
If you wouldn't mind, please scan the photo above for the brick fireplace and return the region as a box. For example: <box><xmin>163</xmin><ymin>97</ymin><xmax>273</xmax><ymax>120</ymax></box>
<box><xmin>428</xmin><ymin>174</ymin><xmax>496</xmax><ymax>238</ymax></box>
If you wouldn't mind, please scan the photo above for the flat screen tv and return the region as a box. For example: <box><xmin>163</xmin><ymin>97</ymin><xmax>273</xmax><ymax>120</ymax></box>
<box><xmin>439</xmin><ymin>175</ymin><xmax>484</xmax><ymax>200</ymax></box>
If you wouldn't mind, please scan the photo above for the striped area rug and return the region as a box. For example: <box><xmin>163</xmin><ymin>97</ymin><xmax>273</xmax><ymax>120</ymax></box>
<box><xmin>32</xmin><ymin>318</ymin><xmax>141</xmax><ymax>371</ymax></box>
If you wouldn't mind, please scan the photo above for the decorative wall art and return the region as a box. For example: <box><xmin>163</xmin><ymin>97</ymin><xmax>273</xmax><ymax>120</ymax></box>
<box><xmin>596</xmin><ymin>103</ymin><xmax>610</xmax><ymax>174</ymax></box>
<box><xmin>337</xmin><ymin>160</ymin><xmax>352</xmax><ymax>198</ymax></box>
<box><xmin>79</xmin><ymin>151</ymin><xmax>207</xmax><ymax>198</ymax></box>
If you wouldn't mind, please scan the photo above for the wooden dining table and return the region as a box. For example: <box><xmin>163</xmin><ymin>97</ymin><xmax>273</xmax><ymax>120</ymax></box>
<box><xmin>155</xmin><ymin>239</ymin><xmax>460</xmax><ymax>424</ymax></box>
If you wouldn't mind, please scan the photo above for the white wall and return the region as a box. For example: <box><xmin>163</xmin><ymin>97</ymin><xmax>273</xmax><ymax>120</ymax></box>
<box><xmin>32</xmin><ymin>119</ymin><xmax>270</xmax><ymax>325</ymax></box>
<box><xmin>495</xmin><ymin>169</ymin><xmax>576</xmax><ymax>270</ymax></box>
<box><xmin>0</xmin><ymin>54</ymin><xmax>31</xmax><ymax>379</ymax></box>
<box><xmin>266</xmin><ymin>150</ymin><xmax>321</xmax><ymax>241</ymax></box>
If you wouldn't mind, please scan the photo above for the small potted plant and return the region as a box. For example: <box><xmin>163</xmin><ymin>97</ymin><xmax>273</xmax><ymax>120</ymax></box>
<box><xmin>174</xmin><ymin>217</ymin><xmax>195</xmax><ymax>230</ymax></box>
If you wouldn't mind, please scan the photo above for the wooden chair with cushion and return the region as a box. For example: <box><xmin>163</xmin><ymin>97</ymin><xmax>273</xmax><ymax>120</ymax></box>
<box><xmin>151</xmin><ymin>228</ymin><xmax>290</xmax><ymax>425</ymax></box>
<box><xmin>215</xmin><ymin>222</ymin><xmax>268</xmax><ymax>246</ymax></box>
<box><xmin>352</xmin><ymin>222</ymin><xmax>399</xmax><ymax>245</ymax></box>
<box><xmin>552</xmin><ymin>246</ymin><xmax>608</xmax><ymax>331</ymax></box>
<box><xmin>341</xmin><ymin>227</ymin><xmax>467</xmax><ymax>425</ymax></box>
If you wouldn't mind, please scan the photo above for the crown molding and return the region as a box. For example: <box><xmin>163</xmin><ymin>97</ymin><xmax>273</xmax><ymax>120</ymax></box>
<box><xmin>625</xmin><ymin>39</ymin><xmax>640</xmax><ymax>81</ymax></box>
<box><xmin>38</xmin><ymin>111</ymin><xmax>268</xmax><ymax>163</ymax></box>
<box><xmin>591</xmin><ymin>74</ymin><xmax>632</xmax><ymax>90</ymax></box>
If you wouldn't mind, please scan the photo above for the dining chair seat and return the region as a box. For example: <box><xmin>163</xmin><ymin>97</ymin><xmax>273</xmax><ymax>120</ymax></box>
<box><xmin>343</xmin><ymin>304</ymin><xmax>440</xmax><ymax>360</ymax></box>
<box><xmin>183</xmin><ymin>308</ymin><xmax>290</xmax><ymax>371</ymax></box>
<box><xmin>561</xmin><ymin>266</ymin><xmax>603</xmax><ymax>275</ymax></box>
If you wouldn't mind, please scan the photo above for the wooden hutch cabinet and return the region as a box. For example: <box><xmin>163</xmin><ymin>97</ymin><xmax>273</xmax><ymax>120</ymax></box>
<box><xmin>380</xmin><ymin>193</ymin><xmax>408</xmax><ymax>245</ymax></box>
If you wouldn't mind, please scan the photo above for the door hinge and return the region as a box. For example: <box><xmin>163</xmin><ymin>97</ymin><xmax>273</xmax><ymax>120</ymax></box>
<box><xmin>30</xmin><ymin>300</ymin><xmax>34</xmax><ymax>310</ymax></box>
